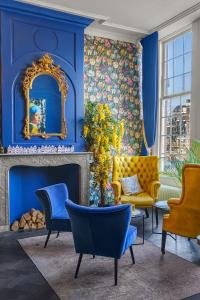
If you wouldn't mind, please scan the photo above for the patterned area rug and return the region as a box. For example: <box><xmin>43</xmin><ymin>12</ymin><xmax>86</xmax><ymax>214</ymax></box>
<box><xmin>19</xmin><ymin>233</ymin><xmax>200</xmax><ymax>300</ymax></box>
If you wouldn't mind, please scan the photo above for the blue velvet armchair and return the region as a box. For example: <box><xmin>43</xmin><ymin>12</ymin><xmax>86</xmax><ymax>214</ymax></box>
<box><xmin>65</xmin><ymin>200</ymin><xmax>137</xmax><ymax>285</ymax></box>
<box><xmin>35</xmin><ymin>183</ymin><xmax>71</xmax><ymax>248</ymax></box>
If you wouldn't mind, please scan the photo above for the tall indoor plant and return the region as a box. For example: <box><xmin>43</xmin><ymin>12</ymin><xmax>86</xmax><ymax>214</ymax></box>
<box><xmin>83</xmin><ymin>101</ymin><xmax>124</xmax><ymax>206</ymax></box>
<box><xmin>164</xmin><ymin>139</ymin><xmax>200</xmax><ymax>183</ymax></box>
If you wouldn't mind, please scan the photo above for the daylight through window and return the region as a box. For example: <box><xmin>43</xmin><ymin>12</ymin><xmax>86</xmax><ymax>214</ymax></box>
<box><xmin>160</xmin><ymin>31</ymin><xmax>192</xmax><ymax>170</ymax></box>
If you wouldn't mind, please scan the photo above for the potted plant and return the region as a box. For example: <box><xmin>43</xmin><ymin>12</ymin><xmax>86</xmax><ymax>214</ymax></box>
<box><xmin>163</xmin><ymin>139</ymin><xmax>200</xmax><ymax>183</ymax></box>
<box><xmin>83</xmin><ymin>101</ymin><xmax>124</xmax><ymax>206</ymax></box>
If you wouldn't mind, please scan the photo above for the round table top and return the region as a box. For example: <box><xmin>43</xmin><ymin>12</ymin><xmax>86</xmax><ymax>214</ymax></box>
<box><xmin>153</xmin><ymin>200</ymin><xmax>169</xmax><ymax>211</ymax></box>
<box><xmin>132</xmin><ymin>208</ymin><xmax>145</xmax><ymax>218</ymax></box>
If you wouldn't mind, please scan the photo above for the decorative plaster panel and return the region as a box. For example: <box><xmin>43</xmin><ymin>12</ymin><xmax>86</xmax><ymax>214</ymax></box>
<box><xmin>0</xmin><ymin>4</ymin><xmax>92</xmax><ymax>150</ymax></box>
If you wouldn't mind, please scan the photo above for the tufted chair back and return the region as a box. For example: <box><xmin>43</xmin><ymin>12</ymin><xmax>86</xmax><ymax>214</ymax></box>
<box><xmin>112</xmin><ymin>156</ymin><xmax>159</xmax><ymax>195</ymax></box>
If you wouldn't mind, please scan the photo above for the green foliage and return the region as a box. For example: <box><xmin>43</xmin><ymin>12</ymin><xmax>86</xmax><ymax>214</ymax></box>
<box><xmin>163</xmin><ymin>140</ymin><xmax>200</xmax><ymax>183</ymax></box>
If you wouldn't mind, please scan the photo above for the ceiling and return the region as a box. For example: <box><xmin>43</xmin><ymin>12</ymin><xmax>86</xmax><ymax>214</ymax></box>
<box><xmin>17</xmin><ymin>0</ymin><xmax>200</xmax><ymax>41</ymax></box>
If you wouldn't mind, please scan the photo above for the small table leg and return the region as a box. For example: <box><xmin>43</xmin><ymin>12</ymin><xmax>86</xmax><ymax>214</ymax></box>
<box><xmin>142</xmin><ymin>215</ymin><xmax>144</xmax><ymax>244</ymax></box>
<box><xmin>155</xmin><ymin>207</ymin><xmax>159</xmax><ymax>227</ymax></box>
<box><xmin>152</xmin><ymin>207</ymin><xmax>177</xmax><ymax>240</ymax></box>
<box><xmin>133</xmin><ymin>215</ymin><xmax>144</xmax><ymax>245</ymax></box>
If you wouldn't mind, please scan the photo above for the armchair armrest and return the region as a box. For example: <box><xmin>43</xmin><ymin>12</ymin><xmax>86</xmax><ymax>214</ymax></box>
<box><xmin>149</xmin><ymin>180</ymin><xmax>160</xmax><ymax>200</ymax></box>
<box><xmin>111</xmin><ymin>181</ymin><xmax>121</xmax><ymax>204</ymax></box>
<box><xmin>168</xmin><ymin>197</ymin><xmax>181</xmax><ymax>207</ymax></box>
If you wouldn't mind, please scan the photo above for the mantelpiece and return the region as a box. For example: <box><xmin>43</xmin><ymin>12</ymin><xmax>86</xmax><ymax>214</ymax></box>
<box><xmin>0</xmin><ymin>152</ymin><xmax>93</xmax><ymax>231</ymax></box>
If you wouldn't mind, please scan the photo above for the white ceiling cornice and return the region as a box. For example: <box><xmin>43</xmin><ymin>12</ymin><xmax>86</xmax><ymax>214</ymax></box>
<box><xmin>102</xmin><ymin>21</ymin><xmax>148</xmax><ymax>35</ymax></box>
<box><xmin>85</xmin><ymin>26</ymin><xmax>142</xmax><ymax>43</ymax></box>
<box><xmin>16</xmin><ymin>0</ymin><xmax>200</xmax><ymax>41</ymax></box>
<box><xmin>151</xmin><ymin>2</ymin><xmax>200</xmax><ymax>33</ymax></box>
<box><xmin>16</xmin><ymin>0</ymin><xmax>109</xmax><ymax>23</ymax></box>
<box><xmin>16</xmin><ymin>0</ymin><xmax>147</xmax><ymax>41</ymax></box>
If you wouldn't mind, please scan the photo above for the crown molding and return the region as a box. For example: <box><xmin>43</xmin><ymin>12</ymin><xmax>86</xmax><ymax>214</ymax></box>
<box><xmin>16</xmin><ymin>0</ymin><xmax>200</xmax><ymax>41</ymax></box>
<box><xmin>102</xmin><ymin>21</ymin><xmax>148</xmax><ymax>35</ymax></box>
<box><xmin>159</xmin><ymin>23</ymin><xmax>192</xmax><ymax>41</ymax></box>
<box><xmin>85</xmin><ymin>26</ymin><xmax>141</xmax><ymax>43</ymax></box>
<box><xmin>16</xmin><ymin>0</ymin><xmax>108</xmax><ymax>23</ymax></box>
<box><xmin>5</xmin><ymin>0</ymin><xmax>93</xmax><ymax>26</ymax></box>
<box><xmin>151</xmin><ymin>2</ymin><xmax>200</xmax><ymax>33</ymax></box>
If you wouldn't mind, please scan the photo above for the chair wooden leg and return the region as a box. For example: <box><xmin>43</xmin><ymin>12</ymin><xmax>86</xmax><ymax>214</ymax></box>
<box><xmin>129</xmin><ymin>246</ymin><xmax>135</xmax><ymax>264</ymax></box>
<box><xmin>145</xmin><ymin>208</ymin><xmax>149</xmax><ymax>218</ymax></box>
<box><xmin>161</xmin><ymin>230</ymin><xmax>167</xmax><ymax>254</ymax></box>
<box><xmin>56</xmin><ymin>231</ymin><xmax>60</xmax><ymax>238</ymax></box>
<box><xmin>44</xmin><ymin>230</ymin><xmax>51</xmax><ymax>248</ymax></box>
<box><xmin>114</xmin><ymin>258</ymin><xmax>118</xmax><ymax>286</ymax></box>
<box><xmin>74</xmin><ymin>253</ymin><xmax>83</xmax><ymax>279</ymax></box>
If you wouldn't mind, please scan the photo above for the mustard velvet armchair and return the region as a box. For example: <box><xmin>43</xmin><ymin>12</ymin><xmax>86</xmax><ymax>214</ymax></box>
<box><xmin>111</xmin><ymin>156</ymin><xmax>160</xmax><ymax>210</ymax></box>
<box><xmin>161</xmin><ymin>164</ymin><xmax>200</xmax><ymax>254</ymax></box>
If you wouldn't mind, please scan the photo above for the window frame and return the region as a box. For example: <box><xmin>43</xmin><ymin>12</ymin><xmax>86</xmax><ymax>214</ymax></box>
<box><xmin>158</xmin><ymin>28</ymin><xmax>192</xmax><ymax>170</ymax></box>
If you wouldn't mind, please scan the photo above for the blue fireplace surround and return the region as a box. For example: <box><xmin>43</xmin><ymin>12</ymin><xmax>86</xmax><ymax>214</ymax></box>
<box><xmin>9</xmin><ymin>164</ymin><xmax>80</xmax><ymax>224</ymax></box>
<box><xmin>0</xmin><ymin>1</ymin><xmax>93</xmax><ymax>226</ymax></box>
<box><xmin>0</xmin><ymin>0</ymin><xmax>93</xmax><ymax>151</ymax></box>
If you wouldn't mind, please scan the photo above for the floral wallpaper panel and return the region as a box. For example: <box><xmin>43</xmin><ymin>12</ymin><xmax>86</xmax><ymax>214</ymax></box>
<box><xmin>84</xmin><ymin>35</ymin><xmax>143</xmax><ymax>204</ymax></box>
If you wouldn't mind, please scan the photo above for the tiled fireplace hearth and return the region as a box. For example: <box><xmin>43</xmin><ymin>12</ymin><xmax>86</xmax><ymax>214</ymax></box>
<box><xmin>0</xmin><ymin>152</ymin><xmax>93</xmax><ymax>231</ymax></box>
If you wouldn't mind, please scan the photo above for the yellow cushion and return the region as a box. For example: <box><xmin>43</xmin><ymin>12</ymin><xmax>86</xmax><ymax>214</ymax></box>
<box><xmin>121</xmin><ymin>192</ymin><xmax>154</xmax><ymax>207</ymax></box>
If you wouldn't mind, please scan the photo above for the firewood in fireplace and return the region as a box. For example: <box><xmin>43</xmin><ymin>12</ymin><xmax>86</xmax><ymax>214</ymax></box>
<box><xmin>11</xmin><ymin>208</ymin><xmax>45</xmax><ymax>231</ymax></box>
<box><xmin>11</xmin><ymin>220</ymin><xmax>19</xmax><ymax>231</ymax></box>
<box><xmin>23</xmin><ymin>212</ymin><xmax>31</xmax><ymax>221</ymax></box>
<box><xmin>19</xmin><ymin>216</ymin><xmax>26</xmax><ymax>229</ymax></box>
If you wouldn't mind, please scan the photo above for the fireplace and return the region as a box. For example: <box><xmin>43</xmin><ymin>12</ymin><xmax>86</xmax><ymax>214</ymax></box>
<box><xmin>0</xmin><ymin>152</ymin><xmax>93</xmax><ymax>231</ymax></box>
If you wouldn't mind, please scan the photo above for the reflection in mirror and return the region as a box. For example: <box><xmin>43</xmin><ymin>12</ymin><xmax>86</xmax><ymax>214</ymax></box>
<box><xmin>30</xmin><ymin>75</ymin><xmax>61</xmax><ymax>134</ymax></box>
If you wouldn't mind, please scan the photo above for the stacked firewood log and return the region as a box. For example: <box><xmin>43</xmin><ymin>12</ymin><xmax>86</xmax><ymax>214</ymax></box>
<box><xmin>11</xmin><ymin>208</ymin><xmax>45</xmax><ymax>231</ymax></box>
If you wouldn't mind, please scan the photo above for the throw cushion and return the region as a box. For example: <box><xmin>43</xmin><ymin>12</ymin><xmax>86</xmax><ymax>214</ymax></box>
<box><xmin>121</xmin><ymin>175</ymin><xmax>143</xmax><ymax>195</ymax></box>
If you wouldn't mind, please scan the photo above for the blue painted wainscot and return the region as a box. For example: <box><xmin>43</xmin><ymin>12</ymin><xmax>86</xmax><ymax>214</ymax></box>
<box><xmin>0</xmin><ymin>0</ymin><xmax>93</xmax><ymax>151</ymax></box>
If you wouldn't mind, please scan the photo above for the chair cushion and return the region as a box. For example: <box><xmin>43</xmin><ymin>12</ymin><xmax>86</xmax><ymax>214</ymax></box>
<box><xmin>121</xmin><ymin>192</ymin><xmax>154</xmax><ymax>207</ymax></box>
<box><xmin>52</xmin><ymin>203</ymin><xmax>70</xmax><ymax>220</ymax></box>
<box><xmin>123</xmin><ymin>225</ymin><xmax>137</xmax><ymax>254</ymax></box>
<box><xmin>121</xmin><ymin>175</ymin><xmax>143</xmax><ymax>195</ymax></box>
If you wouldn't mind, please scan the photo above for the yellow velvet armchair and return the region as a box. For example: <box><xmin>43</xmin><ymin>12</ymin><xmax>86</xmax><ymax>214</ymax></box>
<box><xmin>111</xmin><ymin>156</ymin><xmax>160</xmax><ymax>210</ymax></box>
<box><xmin>161</xmin><ymin>164</ymin><xmax>200</xmax><ymax>254</ymax></box>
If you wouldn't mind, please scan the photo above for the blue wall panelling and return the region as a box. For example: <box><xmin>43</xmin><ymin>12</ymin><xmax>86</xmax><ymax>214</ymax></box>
<box><xmin>0</xmin><ymin>0</ymin><xmax>93</xmax><ymax>224</ymax></box>
<box><xmin>0</xmin><ymin>0</ymin><xmax>93</xmax><ymax>151</ymax></box>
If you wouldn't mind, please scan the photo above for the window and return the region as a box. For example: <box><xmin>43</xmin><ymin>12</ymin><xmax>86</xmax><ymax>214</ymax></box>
<box><xmin>160</xmin><ymin>31</ymin><xmax>192</xmax><ymax>170</ymax></box>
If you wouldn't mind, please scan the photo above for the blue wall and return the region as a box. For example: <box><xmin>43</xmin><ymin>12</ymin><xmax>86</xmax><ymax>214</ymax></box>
<box><xmin>0</xmin><ymin>1</ymin><xmax>93</xmax><ymax>224</ymax></box>
<box><xmin>0</xmin><ymin>0</ymin><xmax>93</xmax><ymax>151</ymax></box>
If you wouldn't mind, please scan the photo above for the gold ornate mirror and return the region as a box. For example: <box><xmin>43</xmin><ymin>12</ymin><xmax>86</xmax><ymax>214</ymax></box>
<box><xmin>23</xmin><ymin>54</ymin><xmax>68</xmax><ymax>139</ymax></box>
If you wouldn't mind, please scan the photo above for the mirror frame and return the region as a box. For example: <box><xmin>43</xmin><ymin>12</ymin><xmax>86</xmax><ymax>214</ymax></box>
<box><xmin>22</xmin><ymin>53</ymin><xmax>68</xmax><ymax>139</ymax></box>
